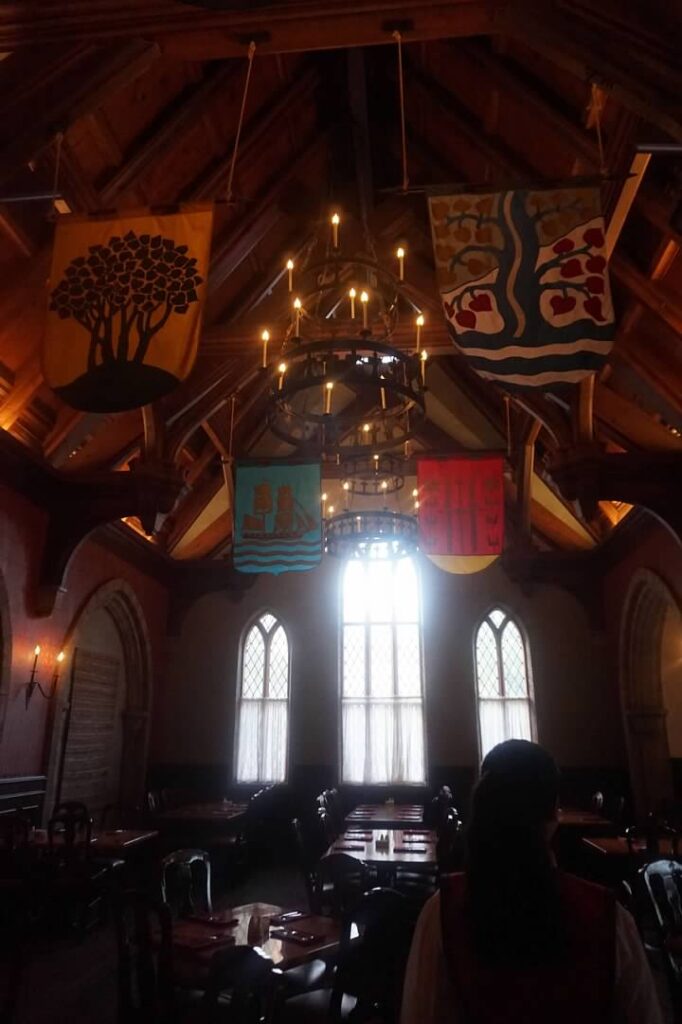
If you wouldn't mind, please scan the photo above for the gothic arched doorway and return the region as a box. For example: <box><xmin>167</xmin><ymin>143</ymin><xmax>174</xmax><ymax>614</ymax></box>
<box><xmin>45</xmin><ymin>581</ymin><xmax>152</xmax><ymax>818</ymax></box>
<box><xmin>620</xmin><ymin>569</ymin><xmax>680</xmax><ymax>817</ymax></box>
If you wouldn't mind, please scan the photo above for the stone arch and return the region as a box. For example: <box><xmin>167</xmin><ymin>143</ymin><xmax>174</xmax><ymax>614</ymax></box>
<box><xmin>620</xmin><ymin>569</ymin><xmax>680</xmax><ymax>817</ymax></box>
<box><xmin>45</xmin><ymin>579</ymin><xmax>153</xmax><ymax>816</ymax></box>
<box><xmin>0</xmin><ymin>568</ymin><xmax>12</xmax><ymax>745</ymax></box>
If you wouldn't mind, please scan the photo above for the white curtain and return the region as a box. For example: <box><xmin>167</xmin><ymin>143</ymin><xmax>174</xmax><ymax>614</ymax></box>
<box><xmin>478</xmin><ymin>698</ymin><xmax>531</xmax><ymax>760</ymax></box>
<box><xmin>236</xmin><ymin>699</ymin><xmax>288</xmax><ymax>783</ymax></box>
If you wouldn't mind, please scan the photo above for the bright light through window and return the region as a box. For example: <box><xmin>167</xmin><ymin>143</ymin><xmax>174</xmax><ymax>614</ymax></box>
<box><xmin>475</xmin><ymin>608</ymin><xmax>534</xmax><ymax>759</ymax></box>
<box><xmin>341</xmin><ymin>554</ymin><xmax>426</xmax><ymax>784</ymax></box>
<box><xmin>235</xmin><ymin>613</ymin><xmax>289</xmax><ymax>782</ymax></box>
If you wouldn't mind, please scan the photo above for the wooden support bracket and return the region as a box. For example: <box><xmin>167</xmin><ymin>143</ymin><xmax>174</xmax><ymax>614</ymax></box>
<box><xmin>548</xmin><ymin>449</ymin><xmax>682</xmax><ymax>547</ymax></box>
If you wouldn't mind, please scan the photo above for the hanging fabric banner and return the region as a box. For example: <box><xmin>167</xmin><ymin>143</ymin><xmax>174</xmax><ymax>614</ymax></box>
<box><xmin>417</xmin><ymin>455</ymin><xmax>504</xmax><ymax>556</ymax></box>
<box><xmin>428</xmin><ymin>186</ymin><xmax>614</xmax><ymax>388</ymax></box>
<box><xmin>43</xmin><ymin>205</ymin><xmax>213</xmax><ymax>411</ymax></box>
<box><xmin>234</xmin><ymin>462</ymin><xmax>323</xmax><ymax>574</ymax></box>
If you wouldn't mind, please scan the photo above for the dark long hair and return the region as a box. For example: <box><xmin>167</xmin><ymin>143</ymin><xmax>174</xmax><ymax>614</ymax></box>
<box><xmin>464</xmin><ymin>740</ymin><xmax>564</xmax><ymax>967</ymax></box>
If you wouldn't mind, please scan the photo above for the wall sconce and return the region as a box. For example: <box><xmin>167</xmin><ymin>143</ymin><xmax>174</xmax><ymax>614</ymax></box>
<box><xmin>25</xmin><ymin>646</ymin><xmax>65</xmax><ymax>708</ymax></box>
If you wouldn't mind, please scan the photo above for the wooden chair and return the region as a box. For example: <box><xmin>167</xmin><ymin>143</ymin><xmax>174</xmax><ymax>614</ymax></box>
<box><xmin>292</xmin><ymin>817</ymin><xmax>322</xmax><ymax>913</ymax></box>
<box><xmin>639</xmin><ymin>859</ymin><xmax>682</xmax><ymax>1018</ymax></box>
<box><xmin>626</xmin><ymin>822</ymin><xmax>679</xmax><ymax>862</ymax></box>
<box><xmin>200</xmin><ymin>945</ymin><xmax>278</xmax><ymax>1023</ymax></box>
<box><xmin>46</xmin><ymin>803</ymin><xmax>114</xmax><ymax>934</ymax></box>
<box><xmin>316</xmin><ymin>852</ymin><xmax>369</xmax><ymax>918</ymax></box>
<box><xmin>114</xmin><ymin>889</ymin><xmax>175</xmax><ymax>1024</ymax></box>
<box><xmin>277</xmin><ymin>887</ymin><xmax>416</xmax><ymax>1023</ymax></box>
<box><xmin>591</xmin><ymin>790</ymin><xmax>605</xmax><ymax>813</ymax></box>
<box><xmin>159</xmin><ymin>848</ymin><xmax>212</xmax><ymax>919</ymax></box>
<box><xmin>0</xmin><ymin>810</ymin><xmax>31</xmax><ymax>881</ymax></box>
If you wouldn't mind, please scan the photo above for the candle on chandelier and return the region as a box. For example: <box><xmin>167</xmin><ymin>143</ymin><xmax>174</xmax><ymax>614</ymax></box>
<box><xmin>328</xmin><ymin>505</ymin><xmax>335</xmax><ymax>516</ymax></box>
<box><xmin>380</xmin><ymin>377</ymin><xmax>387</xmax><ymax>411</ymax></box>
<box><xmin>286</xmin><ymin>259</ymin><xmax>294</xmax><ymax>292</ymax></box>
<box><xmin>278</xmin><ymin>362</ymin><xmax>287</xmax><ymax>390</ymax></box>
<box><xmin>321</xmin><ymin>492</ymin><xmax>328</xmax><ymax>518</ymax></box>
<box><xmin>420</xmin><ymin>349</ymin><xmax>428</xmax><ymax>386</ymax></box>
<box><xmin>416</xmin><ymin>313</ymin><xmax>424</xmax><ymax>352</ymax></box>
<box><xmin>324</xmin><ymin>381</ymin><xmax>334</xmax><ymax>415</ymax></box>
<box><xmin>293</xmin><ymin>297</ymin><xmax>302</xmax><ymax>336</ymax></box>
<box><xmin>360</xmin><ymin>290</ymin><xmax>369</xmax><ymax>329</ymax></box>
<box><xmin>349</xmin><ymin>287</ymin><xmax>356</xmax><ymax>319</ymax></box>
<box><xmin>331</xmin><ymin>212</ymin><xmax>340</xmax><ymax>249</ymax></box>
<box><xmin>261</xmin><ymin>329</ymin><xmax>270</xmax><ymax>369</ymax></box>
<box><xmin>396</xmin><ymin>246</ymin><xmax>406</xmax><ymax>281</ymax></box>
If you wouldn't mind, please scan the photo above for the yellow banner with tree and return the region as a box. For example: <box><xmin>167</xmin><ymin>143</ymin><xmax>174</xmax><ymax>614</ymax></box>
<box><xmin>43</xmin><ymin>205</ymin><xmax>213</xmax><ymax>411</ymax></box>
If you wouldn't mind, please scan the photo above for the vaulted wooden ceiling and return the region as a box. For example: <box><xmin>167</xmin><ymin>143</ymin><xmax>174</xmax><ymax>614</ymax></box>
<box><xmin>0</xmin><ymin>0</ymin><xmax>681</xmax><ymax>561</ymax></box>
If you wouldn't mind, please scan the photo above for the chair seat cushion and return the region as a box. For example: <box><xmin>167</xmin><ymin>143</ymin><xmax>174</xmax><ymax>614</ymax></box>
<box><xmin>280</xmin><ymin>958</ymin><xmax>327</xmax><ymax>994</ymax></box>
<box><xmin>279</xmin><ymin>989</ymin><xmax>357</xmax><ymax>1022</ymax></box>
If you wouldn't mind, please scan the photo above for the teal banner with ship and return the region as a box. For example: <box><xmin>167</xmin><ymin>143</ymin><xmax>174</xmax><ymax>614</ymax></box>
<box><xmin>233</xmin><ymin>462</ymin><xmax>322</xmax><ymax>574</ymax></box>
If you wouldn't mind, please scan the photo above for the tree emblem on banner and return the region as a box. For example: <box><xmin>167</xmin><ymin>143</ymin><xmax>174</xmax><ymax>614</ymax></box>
<box><xmin>43</xmin><ymin>207</ymin><xmax>213</xmax><ymax>412</ymax></box>
<box><xmin>428</xmin><ymin>186</ymin><xmax>614</xmax><ymax>389</ymax></box>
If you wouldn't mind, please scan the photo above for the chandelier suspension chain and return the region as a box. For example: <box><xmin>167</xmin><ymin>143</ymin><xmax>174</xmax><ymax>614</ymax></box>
<box><xmin>393</xmin><ymin>30</ymin><xmax>409</xmax><ymax>193</ymax></box>
<box><xmin>225</xmin><ymin>40</ymin><xmax>257</xmax><ymax>204</ymax></box>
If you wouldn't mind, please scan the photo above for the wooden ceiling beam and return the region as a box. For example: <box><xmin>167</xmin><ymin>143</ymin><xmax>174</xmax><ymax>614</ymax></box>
<box><xmin>187</xmin><ymin>63</ymin><xmax>319</xmax><ymax>202</ymax></box>
<box><xmin>0</xmin><ymin>39</ymin><xmax>159</xmax><ymax>186</ymax></box>
<box><xmin>98</xmin><ymin>63</ymin><xmax>237</xmax><ymax>205</ymax></box>
<box><xmin>406</xmin><ymin>56</ymin><xmax>536</xmax><ymax>180</ymax></box>
<box><xmin>208</xmin><ymin>129</ymin><xmax>330</xmax><ymax>295</ymax></box>
<box><xmin>594</xmin><ymin>383</ymin><xmax>682</xmax><ymax>452</ymax></box>
<box><xmin>499</xmin><ymin>6</ymin><xmax>682</xmax><ymax>143</ymax></box>
<box><xmin>455</xmin><ymin>39</ymin><xmax>599</xmax><ymax>171</ymax></box>
<box><xmin>610</xmin><ymin>251</ymin><xmax>682</xmax><ymax>337</ymax></box>
<box><xmin>0</xmin><ymin>3</ymin><xmax>504</xmax><ymax>57</ymax></box>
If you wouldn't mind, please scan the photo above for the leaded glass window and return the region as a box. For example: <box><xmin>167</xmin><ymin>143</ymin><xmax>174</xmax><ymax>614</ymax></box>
<box><xmin>235</xmin><ymin>613</ymin><xmax>289</xmax><ymax>782</ymax></box>
<box><xmin>475</xmin><ymin>608</ymin><xmax>534</xmax><ymax>759</ymax></box>
<box><xmin>341</xmin><ymin>556</ymin><xmax>426</xmax><ymax>784</ymax></box>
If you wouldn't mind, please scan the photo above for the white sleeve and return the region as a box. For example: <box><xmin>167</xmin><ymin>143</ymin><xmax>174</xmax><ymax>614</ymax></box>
<box><xmin>613</xmin><ymin>903</ymin><xmax>664</xmax><ymax>1024</ymax></box>
<box><xmin>400</xmin><ymin>892</ymin><xmax>457</xmax><ymax>1024</ymax></box>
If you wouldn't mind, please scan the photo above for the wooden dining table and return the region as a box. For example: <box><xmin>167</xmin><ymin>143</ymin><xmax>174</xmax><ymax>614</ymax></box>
<box><xmin>557</xmin><ymin>808</ymin><xmax>613</xmax><ymax>829</ymax></box>
<box><xmin>157</xmin><ymin>801</ymin><xmax>248</xmax><ymax>826</ymax></box>
<box><xmin>171</xmin><ymin>902</ymin><xmax>344</xmax><ymax>981</ymax></box>
<box><xmin>582</xmin><ymin>835</ymin><xmax>678</xmax><ymax>859</ymax></box>
<box><xmin>32</xmin><ymin>827</ymin><xmax>159</xmax><ymax>854</ymax></box>
<box><xmin>344</xmin><ymin>803</ymin><xmax>424</xmax><ymax>830</ymax></box>
<box><xmin>329</xmin><ymin>827</ymin><xmax>437</xmax><ymax>871</ymax></box>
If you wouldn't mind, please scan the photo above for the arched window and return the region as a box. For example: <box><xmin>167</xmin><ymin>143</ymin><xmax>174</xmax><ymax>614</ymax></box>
<box><xmin>475</xmin><ymin>608</ymin><xmax>534</xmax><ymax>759</ymax></box>
<box><xmin>235</xmin><ymin>613</ymin><xmax>290</xmax><ymax>783</ymax></box>
<box><xmin>341</xmin><ymin>556</ymin><xmax>426</xmax><ymax>784</ymax></box>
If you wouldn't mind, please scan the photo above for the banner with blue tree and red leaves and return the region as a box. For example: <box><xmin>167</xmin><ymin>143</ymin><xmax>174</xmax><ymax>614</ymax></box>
<box><xmin>428</xmin><ymin>186</ymin><xmax>614</xmax><ymax>389</ymax></box>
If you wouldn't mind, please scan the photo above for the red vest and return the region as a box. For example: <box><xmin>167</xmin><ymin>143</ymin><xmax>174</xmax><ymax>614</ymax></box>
<box><xmin>440</xmin><ymin>872</ymin><xmax>615</xmax><ymax>1024</ymax></box>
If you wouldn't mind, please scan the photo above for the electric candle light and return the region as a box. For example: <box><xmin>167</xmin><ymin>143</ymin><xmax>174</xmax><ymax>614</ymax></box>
<box><xmin>416</xmin><ymin>313</ymin><xmax>424</xmax><ymax>352</ymax></box>
<box><xmin>321</xmin><ymin>492</ymin><xmax>328</xmax><ymax>518</ymax></box>
<box><xmin>328</xmin><ymin>505</ymin><xmax>335</xmax><ymax>515</ymax></box>
<box><xmin>349</xmin><ymin>287</ymin><xmax>356</xmax><ymax>319</ymax></box>
<box><xmin>412</xmin><ymin>488</ymin><xmax>418</xmax><ymax>498</ymax></box>
<box><xmin>381</xmin><ymin>480</ymin><xmax>388</xmax><ymax>490</ymax></box>
<box><xmin>331</xmin><ymin>212</ymin><xmax>340</xmax><ymax>248</ymax></box>
<box><xmin>380</xmin><ymin>377</ymin><xmax>387</xmax><ymax>410</ymax></box>
<box><xmin>362</xmin><ymin>423</ymin><xmax>370</xmax><ymax>434</ymax></box>
<box><xmin>396</xmin><ymin>246</ymin><xmax>405</xmax><ymax>281</ymax></box>
<box><xmin>324</xmin><ymin>380</ymin><xmax>334</xmax><ymax>414</ymax></box>
<box><xmin>286</xmin><ymin>259</ymin><xmax>294</xmax><ymax>292</ymax></box>
<box><xmin>420</xmin><ymin>348</ymin><xmax>428</xmax><ymax>385</ymax></box>
<box><xmin>293</xmin><ymin>297</ymin><xmax>302</xmax><ymax>335</ymax></box>
<box><xmin>343</xmin><ymin>481</ymin><xmax>350</xmax><ymax>490</ymax></box>
<box><xmin>360</xmin><ymin>290</ymin><xmax>369</xmax><ymax>329</ymax></box>
<box><xmin>278</xmin><ymin>362</ymin><xmax>287</xmax><ymax>390</ymax></box>
<box><xmin>261</xmin><ymin>329</ymin><xmax>270</xmax><ymax>368</ymax></box>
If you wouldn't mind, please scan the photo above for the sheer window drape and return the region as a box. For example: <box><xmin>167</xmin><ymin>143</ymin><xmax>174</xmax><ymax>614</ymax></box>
<box><xmin>341</xmin><ymin>557</ymin><xmax>426</xmax><ymax>784</ymax></box>
<box><xmin>475</xmin><ymin>609</ymin><xmax>534</xmax><ymax>759</ymax></box>
<box><xmin>236</xmin><ymin>614</ymin><xmax>289</xmax><ymax>782</ymax></box>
